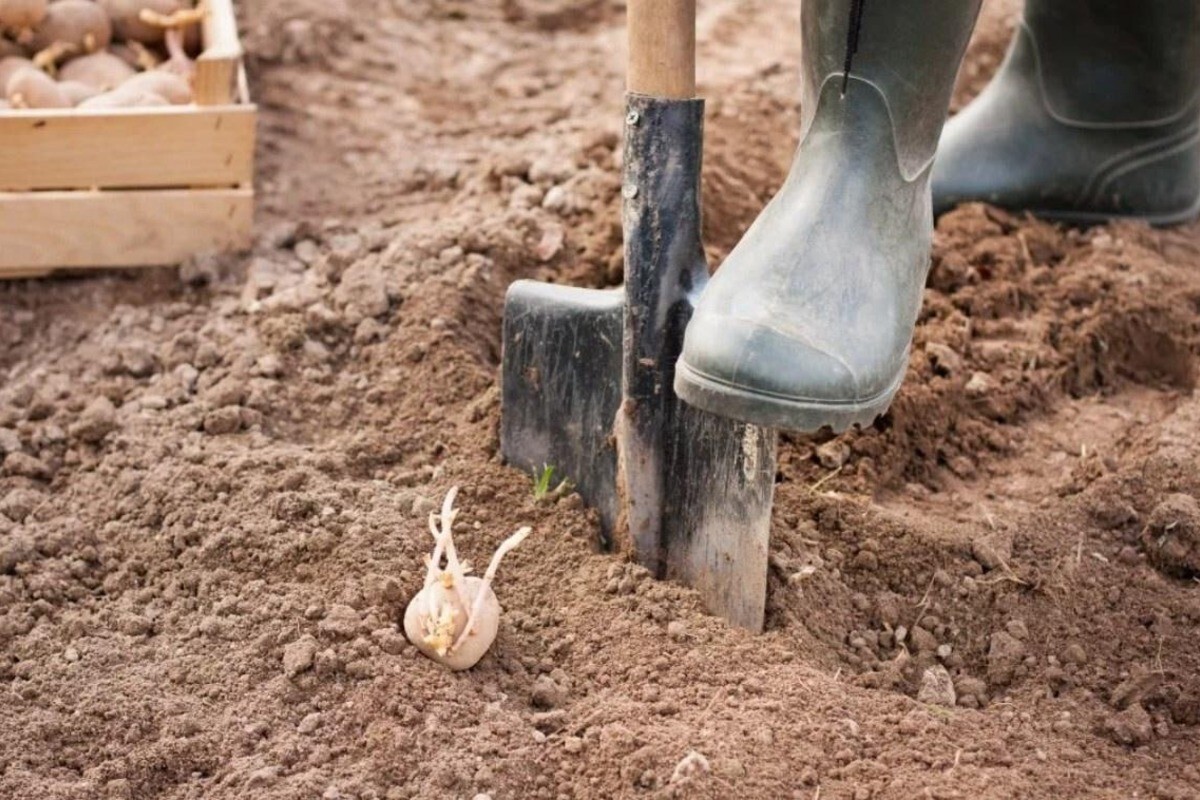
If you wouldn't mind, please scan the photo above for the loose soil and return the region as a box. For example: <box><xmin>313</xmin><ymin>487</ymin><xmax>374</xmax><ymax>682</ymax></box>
<box><xmin>3</xmin><ymin>1</ymin><xmax>1200</xmax><ymax>798</ymax></box>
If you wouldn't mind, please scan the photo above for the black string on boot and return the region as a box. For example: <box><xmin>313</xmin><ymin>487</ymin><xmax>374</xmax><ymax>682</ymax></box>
<box><xmin>842</xmin><ymin>0</ymin><xmax>866</xmax><ymax>95</ymax></box>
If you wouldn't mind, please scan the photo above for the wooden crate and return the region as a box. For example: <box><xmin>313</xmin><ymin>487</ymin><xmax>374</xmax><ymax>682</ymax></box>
<box><xmin>0</xmin><ymin>0</ymin><xmax>255</xmax><ymax>278</ymax></box>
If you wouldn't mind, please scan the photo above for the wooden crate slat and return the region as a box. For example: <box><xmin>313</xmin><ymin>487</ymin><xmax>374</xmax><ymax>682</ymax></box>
<box><xmin>0</xmin><ymin>106</ymin><xmax>255</xmax><ymax>191</ymax></box>
<box><xmin>196</xmin><ymin>0</ymin><xmax>243</xmax><ymax>106</ymax></box>
<box><xmin>0</xmin><ymin>189</ymin><xmax>253</xmax><ymax>272</ymax></box>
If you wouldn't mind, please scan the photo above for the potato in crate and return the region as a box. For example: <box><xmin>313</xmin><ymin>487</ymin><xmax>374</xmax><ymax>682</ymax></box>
<box><xmin>0</xmin><ymin>0</ymin><xmax>255</xmax><ymax>277</ymax></box>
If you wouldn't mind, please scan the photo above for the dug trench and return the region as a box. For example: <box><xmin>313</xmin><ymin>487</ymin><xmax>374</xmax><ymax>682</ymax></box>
<box><xmin>2</xmin><ymin>0</ymin><xmax>1200</xmax><ymax>798</ymax></box>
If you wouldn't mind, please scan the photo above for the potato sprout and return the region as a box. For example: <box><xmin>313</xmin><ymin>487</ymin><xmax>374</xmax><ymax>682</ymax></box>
<box><xmin>403</xmin><ymin>487</ymin><xmax>531</xmax><ymax>671</ymax></box>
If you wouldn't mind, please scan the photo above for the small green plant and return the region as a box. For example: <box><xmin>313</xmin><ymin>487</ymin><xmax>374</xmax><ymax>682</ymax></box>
<box><xmin>531</xmin><ymin>464</ymin><xmax>573</xmax><ymax>503</ymax></box>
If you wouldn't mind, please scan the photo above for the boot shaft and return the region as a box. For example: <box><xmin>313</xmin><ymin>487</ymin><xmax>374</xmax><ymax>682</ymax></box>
<box><xmin>1023</xmin><ymin>0</ymin><xmax>1200</xmax><ymax>124</ymax></box>
<box><xmin>799</xmin><ymin>0</ymin><xmax>982</xmax><ymax>180</ymax></box>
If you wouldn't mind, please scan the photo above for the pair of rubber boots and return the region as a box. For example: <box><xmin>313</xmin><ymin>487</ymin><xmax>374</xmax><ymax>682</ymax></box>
<box><xmin>676</xmin><ymin>0</ymin><xmax>1200</xmax><ymax>432</ymax></box>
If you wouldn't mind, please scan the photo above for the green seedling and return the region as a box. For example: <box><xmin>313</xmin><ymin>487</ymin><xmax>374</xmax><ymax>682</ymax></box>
<box><xmin>532</xmin><ymin>464</ymin><xmax>573</xmax><ymax>503</ymax></box>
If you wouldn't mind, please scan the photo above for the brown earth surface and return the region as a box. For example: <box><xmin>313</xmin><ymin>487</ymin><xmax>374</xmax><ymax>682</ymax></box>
<box><xmin>4</xmin><ymin>1</ymin><xmax>1200</xmax><ymax>798</ymax></box>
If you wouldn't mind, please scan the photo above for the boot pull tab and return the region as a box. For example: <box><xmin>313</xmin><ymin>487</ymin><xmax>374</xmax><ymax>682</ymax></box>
<box><xmin>842</xmin><ymin>0</ymin><xmax>867</xmax><ymax>96</ymax></box>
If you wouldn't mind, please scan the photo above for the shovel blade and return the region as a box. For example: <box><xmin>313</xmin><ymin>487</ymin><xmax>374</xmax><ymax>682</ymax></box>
<box><xmin>500</xmin><ymin>280</ymin><xmax>623</xmax><ymax>542</ymax></box>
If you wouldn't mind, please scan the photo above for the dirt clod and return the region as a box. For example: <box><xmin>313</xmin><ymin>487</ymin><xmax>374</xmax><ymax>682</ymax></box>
<box><xmin>69</xmin><ymin>395</ymin><xmax>117</xmax><ymax>443</ymax></box>
<box><xmin>1142</xmin><ymin>493</ymin><xmax>1200</xmax><ymax>577</ymax></box>
<box><xmin>1103</xmin><ymin>704</ymin><xmax>1155</xmax><ymax>748</ymax></box>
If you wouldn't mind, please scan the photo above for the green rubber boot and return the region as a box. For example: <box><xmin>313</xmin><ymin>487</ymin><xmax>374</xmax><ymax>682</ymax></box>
<box><xmin>675</xmin><ymin>0</ymin><xmax>982</xmax><ymax>432</ymax></box>
<box><xmin>934</xmin><ymin>1</ymin><xmax>1200</xmax><ymax>224</ymax></box>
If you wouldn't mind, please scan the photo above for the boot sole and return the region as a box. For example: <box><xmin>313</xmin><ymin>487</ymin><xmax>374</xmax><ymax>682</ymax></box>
<box><xmin>674</xmin><ymin>359</ymin><xmax>905</xmax><ymax>433</ymax></box>
<box><xmin>1029</xmin><ymin>195</ymin><xmax>1200</xmax><ymax>227</ymax></box>
<box><xmin>938</xmin><ymin>192</ymin><xmax>1200</xmax><ymax>228</ymax></box>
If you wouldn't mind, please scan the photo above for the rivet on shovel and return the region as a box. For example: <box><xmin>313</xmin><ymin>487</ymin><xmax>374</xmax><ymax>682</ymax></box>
<box><xmin>626</xmin><ymin>110</ymin><xmax>640</xmax><ymax>125</ymax></box>
<box><xmin>622</xmin><ymin>184</ymin><xmax>639</xmax><ymax>199</ymax></box>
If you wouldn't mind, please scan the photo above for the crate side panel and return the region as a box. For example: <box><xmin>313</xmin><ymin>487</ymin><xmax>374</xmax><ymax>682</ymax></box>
<box><xmin>0</xmin><ymin>107</ymin><xmax>255</xmax><ymax>191</ymax></box>
<box><xmin>0</xmin><ymin>188</ymin><xmax>253</xmax><ymax>272</ymax></box>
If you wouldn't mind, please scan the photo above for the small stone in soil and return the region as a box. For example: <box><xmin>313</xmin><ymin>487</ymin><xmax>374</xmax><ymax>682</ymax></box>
<box><xmin>671</xmin><ymin>751</ymin><xmax>711</xmax><ymax>784</ymax></box>
<box><xmin>202</xmin><ymin>407</ymin><xmax>243</xmax><ymax>435</ymax></box>
<box><xmin>531</xmin><ymin>675</ymin><xmax>567</xmax><ymax>709</ymax></box>
<box><xmin>318</xmin><ymin>604</ymin><xmax>363</xmax><ymax>639</ymax></box>
<box><xmin>816</xmin><ymin>439</ymin><xmax>850</xmax><ymax>469</ymax></box>
<box><xmin>70</xmin><ymin>396</ymin><xmax>117</xmax><ymax>443</ymax></box>
<box><xmin>987</xmin><ymin>631</ymin><xmax>1026</xmax><ymax>687</ymax></box>
<box><xmin>1103</xmin><ymin>703</ymin><xmax>1154</xmax><ymax>747</ymax></box>
<box><xmin>3</xmin><ymin>452</ymin><xmax>50</xmax><ymax>480</ymax></box>
<box><xmin>283</xmin><ymin>635</ymin><xmax>319</xmax><ymax>677</ymax></box>
<box><xmin>1142</xmin><ymin>493</ymin><xmax>1200</xmax><ymax>577</ymax></box>
<box><xmin>917</xmin><ymin>665</ymin><xmax>957</xmax><ymax>707</ymax></box>
<box><xmin>971</xmin><ymin>529</ymin><xmax>1013</xmax><ymax>571</ymax></box>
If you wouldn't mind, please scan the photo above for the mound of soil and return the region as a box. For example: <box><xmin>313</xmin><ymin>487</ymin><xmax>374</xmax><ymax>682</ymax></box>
<box><xmin>3</xmin><ymin>1</ymin><xmax>1200</xmax><ymax>798</ymax></box>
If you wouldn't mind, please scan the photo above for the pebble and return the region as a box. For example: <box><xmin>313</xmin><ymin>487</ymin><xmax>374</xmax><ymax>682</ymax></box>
<box><xmin>118</xmin><ymin>343</ymin><xmax>157</xmax><ymax>377</ymax></box>
<box><xmin>1061</xmin><ymin>643</ymin><xmax>1087</xmax><ymax>665</ymax></box>
<box><xmin>0</xmin><ymin>488</ymin><xmax>41</xmax><ymax>522</ymax></box>
<box><xmin>971</xmin><ymin>530</ymin><xmax>1013</xmax><ymax>571</ymax></box>
<box><xmin>174</xmin><ymin>363</ymin><xmax>200</xmax><ymax>394</ymax></box>
<box><xmin>917</xmin><ymin>665</ymin><xmax>957</xmax><ymax>707</ymax></box>
<box><xmin>816</xmin><ymin>439</ymin><xmax>850</xmax><ymax>469</ymax></box>
<box><xmin>910</xmin><ymin>626</ymin><xmax>937</xmax><ymax>653</ymax></box>
<box><xmin>283</xmin><ymin>635</ymin><xmax>319</xmax><ymax>677</ymax></box>
<box><xmin>965</xmin><ymin>371</ymin><xmax>995</xmax><ymax>397</ymax></box>
<box><xmin>531</xmin><ymin>710</ymin><xmax>566</xmax><ymax>732</ymax></box>
<box><xmin>298</xmin><ymin>712</ymin><xmax>322</xmax><ymax>734</ymax></box>
<box><xmin>0</xmin><ymin>428</ymin><xmax>19</xmax><ymax>454</ymax></box>
<box><xmin>670</xmin><ymin>751</ymin><xmax>711</xmax><ymax>784</ymax></box>
<box><xmin>531</xmin><ymin>675</ymin><xmax>567</xmax><ymax>709</ymax></box>
<box><xmin>925</xmin><ymin>342</ymin><xmax>963</xmax><ymax>375</ymax></box>
<box><xmin>371</xmin><ymin>627</ymin><xmax>408</xmax><ymax>655</ymax></box>
<box><xmin>3</xmin><ymin>452</ymin><xmax>50</xmax><ymax>480</ymax></box>
<box><xmin>1104</xmin><ymin>703</ymin><xmax>1154</xmax><ymax>747</ymax></box>
<box><xmin>318</xmin><ymin>604</ymin><xmax>363</xmax><ymax>639</ymax></box>
<box><xmin>202</xmin><ymin>407</ymin><xmax>243</xmax><ymax>436</ymax></box>
<box><xmin>294</xmin><ymin>239</ymin><xmax>321</xmax><ymax>265</ymax></box>
<box><xmin>247</xmin><ymin>766</ymin><xmax>281</xmax><ymax>787</ymax></box>
<box><xmin>70</xmin><ymin>396</ymin><xmax>117</xmax><ymax>443</ymax></box>
<box><xmin>987</xmin><ymin>631</ymin><xmax>1027</xmax><ymax>687</ymax></box>
<box><xmin>334</xmin><ymin>260</ymin><xmax>389</xmax><ymax>323</ymax></box>
<box><xmin>954</xmin><ymin>676</ymin><xmax>988</xmax><ymax>708</ymax></box>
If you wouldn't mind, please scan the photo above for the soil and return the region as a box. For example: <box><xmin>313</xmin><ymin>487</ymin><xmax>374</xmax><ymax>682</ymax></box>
<box><xmin>3</xmin><ymin>1</ymin><xmax>1200</xmax><ymax>798</ymax></box>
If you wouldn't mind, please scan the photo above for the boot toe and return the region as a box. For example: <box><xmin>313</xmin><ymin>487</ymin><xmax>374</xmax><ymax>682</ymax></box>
<box><xmin>680</xmin><ymin>313</ymin><xmax>876</xmax><ymax>405</ymax></box>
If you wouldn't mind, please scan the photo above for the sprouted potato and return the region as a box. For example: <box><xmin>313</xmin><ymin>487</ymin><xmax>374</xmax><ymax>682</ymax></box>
<box><xmin>58</xmin><ymin>50</ymin><xmax>133</xmax><ymax>89</ymax></box>
<box><xmin>121</xmin><ymin>68</ymin><xmax>189</xmax><ymax>103</ymax></box>
<box><xmin>78</xmin><ymin>84</ymin><xmax>166</xmax><ymax>107</ymax></box>
<box><xmin>7</xmin><ymin>64</ymin><xmax>68</xmax><ymax>107</ymax></box>
<box><xmin>0</xmin><ymin>0</ymin><xmax>46</xmax><ymax>41</ymax></box>
<box><xmin>56</xmin><ymin>77</ymin><xmax>95</xmax><ymax>103</ymax></box>
<box><xmin>0</xmin><ymin>0</ymin><xmax>207</xmax><ymax>112</ymax></box>
<box><xmin>0</xmin><ymin>53</ymin><xmax>30</xmax><ymax>88</ymax></box>
<box><xmin>404</xmin><ymin>487</ymin><xmax>532</xmax><ymax>671</ymax></box>
<box><xmin>98</xmin><ymin>0</ymin><xmax>182</xmax><ymax>45</ymax></box>
<box><xmin>30</xmin><ymin>0</ymin><xmax>112</xmax><ymax>54</ymax></box>
<box><xmin>0</xmin><ymin>35</ymin><xmax>23</xmax><ymax>56</ymax></box>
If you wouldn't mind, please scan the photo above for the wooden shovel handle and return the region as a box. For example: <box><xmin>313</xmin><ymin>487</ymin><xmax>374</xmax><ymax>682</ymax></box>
<box><xmin>627</xmin><ymin>0</ymin><xmax>696</xmax><ymax>99</ymax></box>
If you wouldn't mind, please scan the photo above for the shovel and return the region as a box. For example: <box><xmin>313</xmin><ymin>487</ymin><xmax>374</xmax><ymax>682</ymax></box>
<box><xmin>500</xmin><ymin>0</ymin><xmax>778</xmax><ymax>631</ymax></box>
